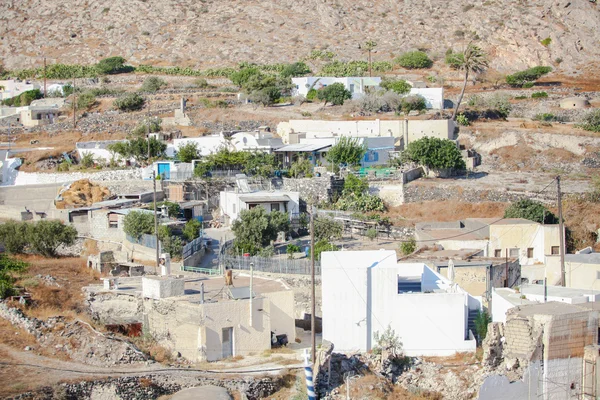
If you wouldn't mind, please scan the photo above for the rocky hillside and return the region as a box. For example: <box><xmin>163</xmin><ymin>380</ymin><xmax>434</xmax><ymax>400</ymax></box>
<box><xmin>1</xmin><ymin>0</ymin><xmax>599</xmax><ymax>73</ymax></box>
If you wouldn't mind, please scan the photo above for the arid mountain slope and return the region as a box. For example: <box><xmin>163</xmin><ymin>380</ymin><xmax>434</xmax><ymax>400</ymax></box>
<box><xmin>1</xmin><ymin>0</ymin><xmax>599</xmax><ymax>73</ymax></box>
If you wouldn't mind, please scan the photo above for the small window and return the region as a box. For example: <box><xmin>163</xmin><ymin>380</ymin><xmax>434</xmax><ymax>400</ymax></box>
<box><xmin>232</xmin><ymin>204</ymin><xmax>236</xmax><ymax>214</ymax></box>
<box><xmin>551</xmin><ymin>246</ymin><xmax>560</xmax><ymax>255</ymax></box>
<box><xmin>108</xmin><ymin>213</ymin><xmax>119</xmax><ymax>229</ymax></box>
<box><xmin>494</xmin><ymin>249</ymin><xmax>502</xmax><ymax>258</ymax></box>
<box><xmin>527</xmin><ymin>248</ymin><xmax>534</xmax><ymax>258</ymax></box>
<box><xmin>509</xmin><ymin>248</ymin><xmax>520</xmax><ymax>258</ymax></box>
<box><xmin>271</xmin><ymin>203</ymin><xmax>280</xmax><ymax>212</ymax></box>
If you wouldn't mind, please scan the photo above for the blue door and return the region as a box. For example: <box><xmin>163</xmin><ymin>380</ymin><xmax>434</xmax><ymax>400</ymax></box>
<box><xmin>157</xmin><ymin>163</ymin><xmax>171</xmax><ymax>180</ymax></box>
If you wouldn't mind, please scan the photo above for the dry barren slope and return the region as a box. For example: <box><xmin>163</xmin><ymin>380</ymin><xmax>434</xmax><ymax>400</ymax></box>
<box><xmin>1</xmin><ymin>0</ymin><xmax>599</xmax><ymax>72</ymax></box>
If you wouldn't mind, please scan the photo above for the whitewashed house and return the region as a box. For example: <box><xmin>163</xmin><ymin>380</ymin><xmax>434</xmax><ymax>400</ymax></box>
<box><xmin>165</xmin><ymin>134</ymin><xmax>230</xmax><ymax>158</ymax></box>
<box><xmin>230</xmin><ymin>132</ymin><xmax>284</xmax><ymax>153</ymax></box>
<box><xmin>0</xmin><ymin>79</ymin><xmax>39</xmax><ymax>101</ymax></box>
<box><xmin>219</xmin><ymin>190</ymin><xmax>300</xmax><ymax>226</ymax></box>
<box><xmin>322</xmin><ymin>250</ymin><xmax>480</xmax><ymax>356</ymax></box>
<box><xmin>409</xmin><ymin>87</ymin><xmax>444</xmax><ymax>109</ymax></box>
<box><xmin>76</xmin><ymin>140</ymin><xmax>126</xmax><ymax>163</ymax></box>
<box><xmin>292</xmin><ymin>77</ymin><xmax>382</xmax><ymax>99</ymax></box>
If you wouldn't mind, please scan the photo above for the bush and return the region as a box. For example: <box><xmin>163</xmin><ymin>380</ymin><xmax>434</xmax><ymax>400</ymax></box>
<box><xmin>576</xmin><ymin>109</ymin><xmax>600</xmax><ymax>133</ymax></box>
<box><xmin>506</xmin><ymin>66</ymin><xmax>552</xmax><ymax>87</ymax></box>
<box><xmin>131</xmin><ymin>117</ymin><xmax>162</xmax><ymax>137</ymax></box>
<box><xmin>395</xmin><ymin>51</ymin><xmax>433</xmax><ymax>69</ymax></box>
<box><xmin>474</xmin><ymin>310</ymin><xmax>491</xmax><ymax>343</ymax></box>
<box><xmin>141</xmin><ymin>76</ymin><xmax>167</xmax><ymax>92</ymax></box>
<box><xmin>286</xmin><ymin>243</ymin><xmax>301</xmax><ymax>259</ymax></box>
<box><xmin>77</xmin><ymin>91</ymin><xmax>97</xmax><ymax>110</ymax></box>
<box><xmin>114</xmin><ymin>93</ymin><xmax>145</xmax><ymax>111</ymax></box>
<box><xmin>0</xmin><ymin>221</ymin><xmax>29</xmax><ymax>254</ymax></box>
<box><xmin>380</xmin><ymin>78</ymin><xmax>411</xmax><ymax>95</ymax></box>
<box><xmin>327</xmin><ymin>137</ymin><xmax>367</xmax><ymax>167</ymax></box>
<box><xmin>343</xmin><ymin>174</ymin><xmax>369</xmax><ymax>197</ymax></box>
<box><xmin>232</xmin><ymin>207</ymin><xmax>290</xmax><ymax>255</ymax></box>
<box><xmin>504</xmin><ymin>199</ymin><xmax>558</xmax><ymax>224</ymax></box>
<box><xmin>177</xmin><ymin>142</ymin><xmax>199</xmax><ymax>162</ymax></box>
<box><xmin>96</xmin><ymin>56</ymin><xmax>129</xmax><ymax>75</ymax></box>
<box><xmin>80</xmin><ymin>151</ymin><xmax>95</xmax><ymax>168</ymax></box>
<box><xmin>405</xmin><ymin>137</ymin><xmax>466</xmax><ymax>171</ymax></box>
<box><xmin>313</xmin><ymin>216</ymin><xmax>343</xmax><ymax>242</ymax></box>
<box><xmin>533</xmin><ymin>113</ymin><xmax>562</xmax><ymax>122</ymax></box>
<box><xmin>195</xmin><ymin>78</ymin><xmax>209</xmax><ymax>88</ymax></box>
<box><xmin>531</xmin><ymin>91</ymin><xmax>548</xmax><ymax>99</ymax></box>
<box><xmin>316</xmin><ymin>82</ymin><xmax>352</xmax><ymax>106</ymax></box>
<box><xmin>27</xmin><ymin>220</ymin><xmax>77</xmax><ymax>257</ymax></box>
<box><xmin>335</xmin><ymin>193</ymin><xmax>385</xmax><ymax>212</ymax></box>
<box><xmin>456</xmin><ymin>114</ymin><xmax>470</xmax><ymax>126</ymax></box>
<box><xmin>400</xmin><ymin>238</ymin><xmax>416</xmax><ymax>255</ymax></box>
<box><xmin>2</xmin><ymin>89</ymin><xmax>43</xmax><ymax>106</ymax></box>
<box><xmin>540</xmin><ymin>37</ymin><xmax>552</xmax><ymax>47</ymax></box>
<box><xmin>366</xmin><ymin>228</ymin><xmax>378</xmax><ymax>241</ymax></box>
<box><xmin>123</xmin><ymin>211</ymin><xmax>154</xmax><ymax>239</ymax></box>
<box><xmin>288</xmin><ymin>156</ymin><xmax>313</xmax><ymax>178</ymax></box>
<box><xmin>445</xmin><ymin>51</ymin><xmax>464</xmax><ymax>69</ymax></box>
<box><xmin>250</xmin><ymin>86</ymin><xmax>281</xmax><ymax>107</ymax></box>
<box><xmin>400</xmin><ymin>95</ymin><xmax>427</xmax><ymax>115</ymax></box>
<box><xmin>183</xmin><ymin>219</ymin><xmax>202</xmax><ymax>241</ymax></box>
<box><xmin>306</xmin><ymin>88</ymin><xmax>317</xmax><ymax>101</ymax></box>
<box><xmin>311</xmin><ymin>240</ymin><xmax>338</xmax><ymax>261</ymax></box>
<box><xmin>0</xmin><ymin>255</ymin><xmax>28</xmax><ymax>299</ymax></box>
<box><xmin>280</xmin><ymin>62</ymin><xmax>311</xmax><ymax>78</ymax></box>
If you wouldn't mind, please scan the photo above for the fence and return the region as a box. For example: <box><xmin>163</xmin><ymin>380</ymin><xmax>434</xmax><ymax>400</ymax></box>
<box><xmin>182</xmin><ymin>236</ymin><xmax>204</xmax><ymax>260</ymax></box>
<box><xmin>126</xmin><ymin>233</ymin><xmax>159</xmax><ymax>250</ymax></box>
<box><xmin>220</xmin><ymin>254</ymin><xmax>320</xmax><ymax>275</ymax></box>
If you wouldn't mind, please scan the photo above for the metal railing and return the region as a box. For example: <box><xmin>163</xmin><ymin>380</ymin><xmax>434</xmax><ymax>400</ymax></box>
<box><xmin>220</xmin><ymin>254</ymin><xmax>319</xmax><ymax>275</ymax></box>
<box><xmin>180</xmin><ymin>265</ymin><xmax>220</xmax><ymax>275</ymax></box>
<box><xmin>183</xmin><ymin>236</ymin><xmax>204</xmax><ymax>260</ymax></box>
<box><xmin>126</xmin><ymin>233</ymin><xmax>159</xmax><ymax>250</ymax></box>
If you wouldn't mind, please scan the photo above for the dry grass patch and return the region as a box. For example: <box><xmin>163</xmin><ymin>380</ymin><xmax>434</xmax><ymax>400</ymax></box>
<box><xmin>385</xmin><ymin>201</ymin><xmax>507</xmax><ymax>225</ymax></box>
<box><xmin>0</xmin><ymin>319</ymin><xmax>37</xmax><ymax>349</ymax></box>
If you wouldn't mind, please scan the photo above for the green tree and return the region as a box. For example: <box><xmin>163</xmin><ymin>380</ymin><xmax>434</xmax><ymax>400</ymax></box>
<box><xmin>395</xmin><ymin>51</ymin><xmax>433</xmax><ymax>69</ymax></box>
<box><xmin>405</xmin><ymin>137</ymin><xmax>466</xmax><ymax>171</ymax></box>
<box><xmin>503</xmin><ymin>199</ymin><xmax>558</xmax><ymax>224</ymax></box>
<box><xmin>231</xmin><ymin>207</ymin><xmax>290</xmax><ymax>255</ymax></box>
<box><xmin>27</xmin><ymin>220</ymin><xmax>77</xmax><ymax>257</ymax></box>
<box><xmin>2</xmin><ymin>89</ymin><xmax>42</xmax><ymax>107</ymax></box>
<box><xmin>451</xmin><ymin>44</ymin><xmax>488</xmax><ymax>120</ymax></box>
<box><xmin>311</xmin><ymin>239</ymin><xmax>338</xmax><ymax>261</ymax></box>
<box><xmin>77</xmin><ymin>91</ymin><xmax>97</xmax><ymax>110</ymax></box>
<box><xmin>288</xmin><ymin>156</ymin><xmax>313</xmax><ymax>178</ymax></box>
<box><xmin>158</xmin><ymin>201</ymin><xmax>181</xmax><ymax>218</ymax></box>
<box><xmin>249</xmin><ymin>86</ymin><xmax>281</xmax><ymax>107</ymax></box>
<box><xmin>0</xmin><ymin>255</ymin><xmax>28</xmax><ymax>299</ymax></box>
<box><xmin>126</xmin><ymin>137</ymin><xmax>166</xmax><ymax>163</ymax></box>
<box><xmin>0</xmin><ymin>221</ymin><xmax>29</xmax><ymax>254</ymax></box>
<box><xmin>474</xmin><ymin>310</ymin><xmax>491</xmax><ymax>344</ymax></box>
<box><xmin>343</xmin><ymin>174</ymin><xmax>369</xmax><ymax>196</ymax></box>
<box><xmin>286</xmin><ymin>243</ymin><xmax>301</xmax><ymax>259</ymax></box>
<box><xmin>230</xmin><ymin>67</ymin><xmax>261</xmax><ymax>87</ymax></box>
<box><xmin>445</xmin><ymin>50</ymin><xmax>465</xmax><ymax>69</ymax></box>
<box><xmin>114</xmin><ymin>93</ymin><xmax>145</xmax><ymax>112</ymax></box>
<box><xmin>505</xmin><ymin>66</ymin><xmax>552</xmax><ymax>87</ymax></box>
<box><xmin>326</xmin><ymin>137</ymin><xmax>367</xmax><ymax>167</ymax></box>
<box><xmin>280</xmin><ymin>62</ymin><xmax>311</xmax><ymax>78</ymax></box>
<box><xmin>366</xmin><ymin>228</ymin><xmax>378</xmax><ymax>241</ymax></box>
<box><xmin>268</xmin><ymin>210</ymin><xmax>291</xmax><ymax>238</ymax></box>
<box><xmin>400</xmin><ymin>238</ymin><xmax>417</xmax><ymax>255</ymax></box>
<box><xmin>313</xmin><ymin>216</ymin><xmax>343</xmax><ymax>242</ymax></box>
<box><xmin>177</xmin><ymin>142</ymin><xmax>200</xmax><ymax>162</ymax></box>
<box><xmin>95</xmin><ymin>56</ymin><xmax>128</xmax><ymax>75</ymax></box>
<box><xmin>244</xmin><ymin>152</ymin><xmax>279</xmax><ymax>177</ymax></box>
<box><xmin>183</xmin><ymin>219</ymin><xmax>202</xmax><ymax>241</ymax></box>
<box><xmin>141</xmin><ymin>76</ymin><xmax>167</xmax><ymax>92</ymax></box>
<box><xmin>380</xmin><ymin>78</ymin><xmax>411</xmax><ymax>95</ymax></box>
<box><xmin>123</xmin><ymin>211</ymin><xmax>154</xmax><ymax>239</ymax></box>
<box><xmin>316</xmin><ymin>83</ymin><xmax>352</xmax><ymax>106</ymax></box>
<box><xmin>131</xmin><ymin>118</ymin><xmax>162</xmax><ymax>137</ymax></box>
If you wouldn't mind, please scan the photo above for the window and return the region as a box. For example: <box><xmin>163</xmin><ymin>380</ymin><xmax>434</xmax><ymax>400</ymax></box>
<box><xmin>108</xmin><ymin>213</ymin><xmax>119</xmax><ymax>229</ymax></box>
<box><xmin>232</xmin><ymin>204</ymin><xmax>236</xmax><ymax>214</ymax></box>
<box><xmin>551</xmin><ymin>246</ymin><xmax>560</xmax><ymax>255</ymax></box>
<box><xmin>349</xmin><ymin>84</ymin><xmax>355</xmax><ymax>93</ymax></box>
<box><xmin>271</xmin><ymin>203</ymin><xmax>280</xmax><ymax>212</ymax></box>
<box><xmin>527</xmin><ymin>248</ymin><xmax>534</xmax><ymax>258</ymax></box>
<box><xmin>509</xmin><ymin>248</ymin><xmax>520</xmax><ymax>258</ymax></box>
<box><xmin>494</xmin><ymin>249</ymin><xmax>502</xmax><ymax>258</ymax></box>
<box><xmin>248</xmin><ymin>204</ymin><xmax>257</xmax><ymax>209</ymax></box>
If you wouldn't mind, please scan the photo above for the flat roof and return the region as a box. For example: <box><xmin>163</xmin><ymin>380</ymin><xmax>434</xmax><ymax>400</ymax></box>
<box><xmin>565</xmin><ymin>253</ymin><xmax>600</xmax><ymax>264</ymax></box>
<box><xmin>514</xmin><ymin>301</ymin><xmax>596</xmax><ymax>317</ymax></box>
<box><xmin>239</xmin><ymin>194</ymin><xmax>290</xmax><ymax>203</ymax></box>
<box><xmin>274</xmin><ymin>143</ymin><xmax>332</xmax><ymax>152</ymax></box>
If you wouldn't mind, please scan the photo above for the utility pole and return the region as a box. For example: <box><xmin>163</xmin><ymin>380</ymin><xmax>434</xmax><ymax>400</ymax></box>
<box><xmin>153</xmin><ymin>170</ymin><xmax>159</xmax><ymax>274</ymax></box>
<box><xmin>43</xmin><ymin>57</ymin><xmax>47</xmax><ymax>98</ymax></box>
<box><xmin>249</xmin><ymin>262</ymin><xmax>254</xmax><ymax>327</ymax></box>
<box><xmin>505</xmin><ymin>248</ymin><xmax>508</xmax><ymax>287</ymax></box>
<box><xmin>7</xmin><ymin>123</ymin><xmax>10</xmax><ymax>151</ymax></box>
<box><xmin>557</xmin><ymin>176</ymin><xmax>566</xmax><ymax>287</ymax></box>
<box><xmin>310</xmin><ymin>206</ymin><xmax>316</xmax><ymax>367</ymax></box>
<box><xmin>72</xmin><ymin>76</ymin><xmax>76</xmax><ymax>129</ymax></box>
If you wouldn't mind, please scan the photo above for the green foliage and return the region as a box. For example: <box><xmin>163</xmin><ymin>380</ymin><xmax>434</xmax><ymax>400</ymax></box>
<box><xmin>177</xmin><ymin>142</ymin><xmax>199</xmax><ymax>162</ymax></box>
<box><xmin>343</xmin><ymin>174</ymin><xmax>369</xmax><ymax>196</ymax></box>
<box><xmin>286</xmin><ymin>243</ymin><xmax>301</xmax><ymax>258</ymax></box>
<box><xmin>77</xmin><ymin>91</ymin><xmax>97</xmax><ymax>110</ymax></box>
<box><xmin>231</xmin><ymin>208</ymin><xmax>290</xmax><ymax>255</ymax></box>
<box><xmin>0</xmin><ymin>221</ymin><xmax>29</xmax><ymax>254</ymax></box>
<box><xmin>288</xmin><ymin>156</ymin><xmax>313</xmax><ymax>178</ymax></box>
<box><xmin>533</xmin><ymin>113</ymin><xmax>561</xmax><ymax>122</ymax></box>
<box><xmin>2</xmin><ymin>89</ymin><xmax>43</xmax><ymax>106</ymax></box>
<box><xmin>373</xmin><ymin>324</ymin><xmax>403</xmax><ymax>358</ymax></box>
<box><xmin>380</xmin><ymin>78</ymin><xmax>411</xmax><ymax>95</ymax></box>
<box><xmin>540</xmin><ymin>37</ymin><xmax>552</xmax><ymax>47</ymax></box>
<box><xmin>400</xmin><ymin>95</ymin><xmax>427</xmax><ymax>115</ymax></box>
<box><xmin>318</xmin><ymin>60</ymin><xmax>393</xmax><ymax>77</ymax></box>
<box><xmin>140</xmin><ymin>76</ymin><xmax>167</xmax><ymax>92</ymax></box>
<box><xmin>27</xmin><ymin>220</ymin><xmax>77</xmax><ymax>257</ymax></box>
<box><xmin>451</xmin><ymin>44</ymin><xmax>489</xmax><ymax>120</ymax></box>
<box><xmin>230</xmin><ymin>67</ymin><xmax>261</xmax><ymax>87</ymax></box>
<box><xmin>183</xmin><ymin>219</ymin><xmax>202</xmax><ymax>241</ymax></box>
<box><xmin>280</xmin><ymin>62</ymin><xmax>311</xmax><ymax>78</ymax></box>
<box><xmin>123</xmin><ymin>211</ymin><xmax>154</xmax><ymax>239</ymax></box>
<box><xmin>486</xmin><ymin>93</ymin><xmax>512</xmax><ymax>118</ymax></box>
<box><xmin>114</xmin><ymin>93</ymin><xmax>145</xmax><ymax>112</ymax></box>
<box><xmin>504</xmin><ymin>199</ymin><xmax>559</xmax><ymax>224</ymax></box>
<box><xmin>195</xmin><ymin>78</ymin><xmax>209</xmax><ymax>88</ymax></box>
<box><xmin>395</xmin><ymin>51</ymin><xmax>433</xmax><ymax>69</ymax></box>
<box><xmin>505</xmin><ymin>66</ymin><xmax>552</xmax><ymax>87</ymax></box>
<box><xmin>192</xmin><ymin>149</ymin><xmax>279</xmax><ymax>178</ymax></box>
<box><xmin>445</xmin><ymin>51</ymin><xmax>465</xmax><ymax>69</ymax></box>
<box><xmin>131</xmin><ymin>118</ymin><xmax>162</xmax><ymax>137</ymax></box>
<box><xmin>108</xmin><ymin>137</ymin><xmax>166</xmax><ymax>164</ymax></box>
<box><xmin>313</xmin><ymin>216</ymin><xmax>343</xmax><ymax>242</ymax></box>
<box><xmin>311</xmin><ymin>240</ymin><xmax>338</xmax><ymax>261</ymax></box>
<box><xmin>400</xmin><ymin>238</ymin><xmax>417</xmax><ymax>255</ymax></box>
<box><xmin>576</xmin><ymin>109</ymin><xmax>600</xmax><ymax>133</ymax></box>
<box><xmin>161</xmin><ymin>235</ymin><xmax>183</xmax><ymax>260</ymax></box>
<box><xmin>366</xmin><ymin>228</ymin><xmax>378</xmax><ymax>241</ymax></box>
<box><xmin>306</xmin><ymin>88</ymin><xmax>317</xmax><ymax>101</ymax></box>
<box><xmin>0</xmin><ymin>255</ymin><xmax>28</xmax><ymax>299</ymax></box>
<box><xmin>405</xmin><ymin>137</ymin><xmax>466</xmax><ymax>171</ymax></box>
<box><xmin>135</xmin><ymin>64</ymin><xmax>236</xmax><ymax>77</ymax></box>
<box><xmin>250</xmin><ymin>86</ymin><xmax>281</xmax><ymax>107</ymax></box>
<box><xmin>531</xmin><ymin>91</ymin><xmax>548</xmax><ymax>99</ymax></box>
<box><xmin>95</xmin><ymin>56</ymin><xmax>129</xmax><ymax>75</ymax></box>
<box><xmin>456</xmin><ymin>114</ymin><xmax>470</xmax><ymax>126</ymax></box>
<box><xmin>335</xmin><ymin>193</ymin><xmax>385</xmax><ymax>212</ymax></box>
<box><xmin>158</xmin><ymin>201</ymin><xmax>181</xmax><ymax>218</ymax></box>
<box><xmin>327</xmin><ymin>137</ymin><xmax>367</xmax><ymax>167</ymax></box>
<box><xmin>80</xmin><ymin>152</ymin><xmax>95</xmax><ymax>168</ymax></box>
<box><xmin>316</xmin><ymin>82</ymin><xmax>352</xmax><ymax>106</ymax></box>
<box><xmin>474</xmin><ymin>310</ymin><xmax>491</xmax><ymax>343</ymax></box>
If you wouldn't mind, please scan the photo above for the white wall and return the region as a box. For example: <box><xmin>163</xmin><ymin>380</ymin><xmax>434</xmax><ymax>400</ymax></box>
<box><xmin>491</xmin><ymin>289</ymin><xmax>516</xmax><ymax>323</ymax></box>
<box><xmin>220</xmin><ymin>191</ymin><xmax>300</xmax><ymax>225</ymax></box>
<box><xmin>409</xmin><ymin>88</ymin><xmax>444</xmax><ymax>109</ymax></box>
<box><xmin>0</xmin><ymin>80</ymin><xmax>38</xmax><ymax>100</ymax></box>
<box><xmin>166</xmin><ymin>135</ymin><xmax>229</xmax><ymax>158</ymax></box>
<box><xmin>292</xmin><ymin>77</ymin><xmax>382</xmax><ymax>99</ymax></box>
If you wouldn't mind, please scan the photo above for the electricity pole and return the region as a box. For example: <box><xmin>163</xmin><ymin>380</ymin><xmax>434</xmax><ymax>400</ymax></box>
<box><xmin>310</xmin><ymin>206</ymin><xmax>316</xmax><ymax>366</ymax></box>
<box><xmin>72</xmin><ymin>76</ymin><xmax>76</xmax><ymax>129</ymax></box>
<box><xmin>153</xmin><ymin>170</ymin><xmax>159</xmax><ymax>274</ymax></box>
<box><xmin>557</xmin><ymin>176</ymin><xmax>566</xmax><ymax>287</ymax></box>
<box><xmin>43</xmin><ymin>57</ymin><xmax>47</xmax><ymax>98</ymax></box>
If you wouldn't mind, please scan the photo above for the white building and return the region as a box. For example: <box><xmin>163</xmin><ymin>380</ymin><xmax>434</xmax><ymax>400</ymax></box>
<box><xmin>322</xmin><ymin>250</ymin><xmax>479</xmax><ymax>356</ymax></box>
<box><xmin>409</xmin><ymin>87</ymin><xmax>444</xmax><ymax>109</ymax></box>
<box><xmin>0</xmin><ymin>79</ymin><xmax>39</xmax><ymax>101</ymax></box>
<box><xmin>292</xmin><ymin>77</ymin><xmax>382</xmax><ymax>99</ymax></box>
<box><xmin>219</xmin><ymin>190</ymin><xmax>300</xmax><ymax>225</ymax></box>
<box><xmin>76</xmin><ymin>140</ymin><xmax>126</xmax><ymax>163</ymax></box>
<box><xmin>165</xmin><ymin>134</ymin><xmax>230</xmax><ymax>158</ymax></box>
<box><xmin>144</xmin><ymin>161</ymin><xmax>194</xmax><ymax>181</ymax></box>
<box><xmin>230</xmin><ymin>131</ymin><xmax>284</xmax><ymax>153</ymax></box>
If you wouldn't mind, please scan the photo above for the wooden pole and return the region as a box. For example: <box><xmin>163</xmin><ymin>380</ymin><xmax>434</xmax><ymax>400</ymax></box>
<box><xmin>557</xmin><ymin>176</ymin><xmax>566</xmax><ymax>287</ymax></box>
<box><xmin>153</xmin><ymin>170</ymin><xmax>159</xmax><ymax>274</ymax></box>
<box><xmin>310</xmin><ymin>206</ymin><xmax>316</xmax><ymax>366</ymax></box>
<box><xmin>43</xmin><ymin>57</ymin><xmax>47</xmax><ymax>98</ymax></box>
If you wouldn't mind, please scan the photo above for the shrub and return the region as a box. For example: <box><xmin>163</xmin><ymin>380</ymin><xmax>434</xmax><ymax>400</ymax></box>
<box><xmin>2</xmin><ymin>89</ymin><xmax>43</xmax><ymax>106</ymax></box>
<box><xmin>306</xmin><ymin>88</ymin><xmax>317</xmax><ymax>101</ymax></box>
<box><xmin>27</xmin><ymin>220</ymin><xmax>77</xmax><ymax>257</ymax></box>
<box><xmin>177</xmin><ymin>142</ymin><xmax>199</xmax><ymax>162</ymax></box>
<box><xmin>400</xmin><ymin>95</ymin><xmax>426</xmax><ymax>115</ymax></box>
<box><xmin>232</xmin><ymin>207</ymin><xmax>290</xmax><ymax>255</ymax></box>
<box><xmin>123</xmin><ymin>211</ymin><xmax>154</xmax><ymax>239</ymax></box>
<box><xmin>504</xmin><ymin>199</ymin><xmax>558</xmax><ymax>224</ymax></box>
<box><xmin>77</xmin><ymin>91</ymin><xmax>97</xmax><ymax>110</ymax></box>
<box><xmin>576</xmin><ymin>109</ymin><xmax>600</xmax><ymax>133</ymax></box>
<box><xmin>0</xmin><ymin>255</ymin><xmax>28</xmax><ymax>299</ymax></box>
<box><xmin>141</xmin><ymin>76</ymin><xmax>167</xmax><ymax>92</ymax></box>
<box><xmin>380</xmin><ymin>78</ymin><xmax>411</xmax><ymax>95</ymax></box>
<box><xmin>80</xmin><ymin>152</ymin><xmax>95</xmax><ymax>168</ymax></box>
<box><xmin>326</xmin><ymin>137</ymin><xmax>367</xmax><ymax>167</ymax></box>
<box><xmin>343</xmin><ymin>174</ymin><xmax>369</xmax><ymax>197</ymax></box>
<box><xmin>96</xmin><ymin>56</ymin><xmax>129</xmax><ymax>75</ymax></box>
<box><xmin>250</xmin><ymin>86</ymin><xmax>281</xmax><ymax>107</ymax></box>
<box><xmin>0</xmin><ymin>221</ymin><xmax>29</xmax><ymax>254</ymax></box>
<box><xmin>405</xmin><ymin>137</ymin><xmax>466</xmax><ymax>171</ymax></box>
<box><xmin>316</xmin><ymin>82</ymin><xmax>352</xmax><ymax>106</ymax></box>
<box><xmin>505</xmin><ymin>66</ymin><xmax>552</xmax><ymax>87</ymax></box>
<box><xmin>400</xmin><ymin>238</ymin><xmax>416</xmax><ymax>255</ymax></box>
<box><xmin>311</xmin><ymin>240</ymin><xmax>338</xmax><ymax>261</ymax></box>
<box><xmin>286</xmin><ymin>243</ymin><xmax>301</xmax><ymax>259</ymax></box>
<box><xmin>531</xmin><ymin>91</ymin><xmax>548</xmax><ymax>99</ymax></box>
<box><xmin>114</xmin><ymin>93</ymin><xmax>145</xmax><ymax>111</ymax></box>
<box><xmin>533</xmin><ymin>113</ymin><xmax>560</xmax><ymax>122</ymax></box>
<box><xmin>183</xmin><ymin>219</ymin><xmax>202</xmax><ymax>241</ymax></box>
<box><xmin>456</xmin><ymin>114</ymin><xmax>470</xmax><ymax>126</ymax></box>
<box><xmin>288</xmin><ymin>156</ymin><xmax>313</xmax><ymax>178</ymax></box>
<box><xmin>313</xmin><ymin>216</ymin><xmax>343</xmax><ymax>242</ymax></box>
<box><xmin>335</xmin><ymin>193</ymin><xmax>385</xmax><ymax>212</ymax></box>
<box><xmin>540</xmin><ymin>37</ymin><xmax>552</xmax><ymax>47</ymax></box>
<box><xmin>373</xmin><ymin>324</ymin><xmax>403</xmax><ymax>358</ymax></box>
<box><xmin>366</xmin><ymin>228</ymin><xmax>378</xmax><ymax>241</ymax></box>
<box><xmin>445</xmin><ymin>51</ymin><xmax>465</xmax><ymax>69</ymax></box>
<box><xmin>195</xmin><ymin>78</ymin><xmax>209</xmax><ymax>88</ymax></box>
<box><xmin>474</xmin><ymin>310</ymin><xmax>491</xmax><ymax>343</ymax></box>
<box><xmin>131</xmin><ymin>118</ymin><xmax>162</xmax><ymax>137</ymax></box>
<box><xmin>280</xmin><ymin>62</ymin><xmax>311</xmax><ymax>78</ymax></box>
<box><xmin>395</xmin><ymin>51</ymin><xmax>433</xmax><ymax>69</ymax></box>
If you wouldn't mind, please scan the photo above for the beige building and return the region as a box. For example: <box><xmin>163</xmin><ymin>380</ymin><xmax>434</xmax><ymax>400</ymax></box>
<box><xmin>277</xmin><ymin>119</ymin><xmax>455</xmax><ymax>149</ymax></box>
<box><xmin>533</xmin><ymin>251</ymin><xmax>600</xmax><ymax>289</ymax></box>
<box><xmin>19</xmin><ymin>106</ymin><xmax>58</xmax><ymax>127</ymax></box>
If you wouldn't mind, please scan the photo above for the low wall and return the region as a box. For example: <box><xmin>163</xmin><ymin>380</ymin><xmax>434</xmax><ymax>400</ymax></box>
<box><xmin>10</xmin><ymin>169</ymin><xmax>143</xmax><ymax>186</ymax></box>
<box><xmin>278</xmin><ymin>176</ymin><xmax>344</xmax><ymax>205</ymax></box>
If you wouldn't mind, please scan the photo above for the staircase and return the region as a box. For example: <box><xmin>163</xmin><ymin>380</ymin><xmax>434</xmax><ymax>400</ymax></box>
<box><xmin>467</xmin><ymin>309</ymin><xmax>480</xmax><ymax>340</ymax></box>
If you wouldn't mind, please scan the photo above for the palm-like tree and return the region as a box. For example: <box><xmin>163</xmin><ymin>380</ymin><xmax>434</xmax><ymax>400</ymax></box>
<box><xmin>451</xmin><ymin>44</ymin><xmax>489</xmax><ymax>120</ymax></box>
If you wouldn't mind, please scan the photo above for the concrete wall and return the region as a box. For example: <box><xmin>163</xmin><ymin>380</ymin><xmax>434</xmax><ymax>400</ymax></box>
<box><xmin>408</xmin><ymin>87</ymin><xmax>444</xmax><ymax>109</ymax></box>
<box><xmin>546</xmin><ymin>256</ymin><xmax>600</xmax><ymax>291</ymax></box>
<box><xmin>491</xmin><ymin>289</ymin><xmax>518</xmax><ymax>323</ymax></box>
<box><xmin>262</xmin><ymin>290</ymin><xmax>296</xmax><ymax>342</ymax></box>
<box><xmin>166</xmin><ymin>136</ymin><xmax>228</xmax><ymax>158</ymax></box>
<box><xmin>142</xmin><ymin>276</ymin><xmax>185</xmax><ymax>299</ymax></box>
<box><xmin>489</xmin><ymin>223</ymin><xmax>560</xmax><ymax>266</ymax></box>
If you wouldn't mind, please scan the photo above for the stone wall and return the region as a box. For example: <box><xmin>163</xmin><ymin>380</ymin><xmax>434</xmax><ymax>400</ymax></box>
<box><xmin>277</xmin><ymin>176</ymin><xmax>344</xmax><ymax>205</ymax></box>
<box><xmin>11</xmin><ymin>169</ymin><xmax>143</xmax><ymax>186</ymax></box>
